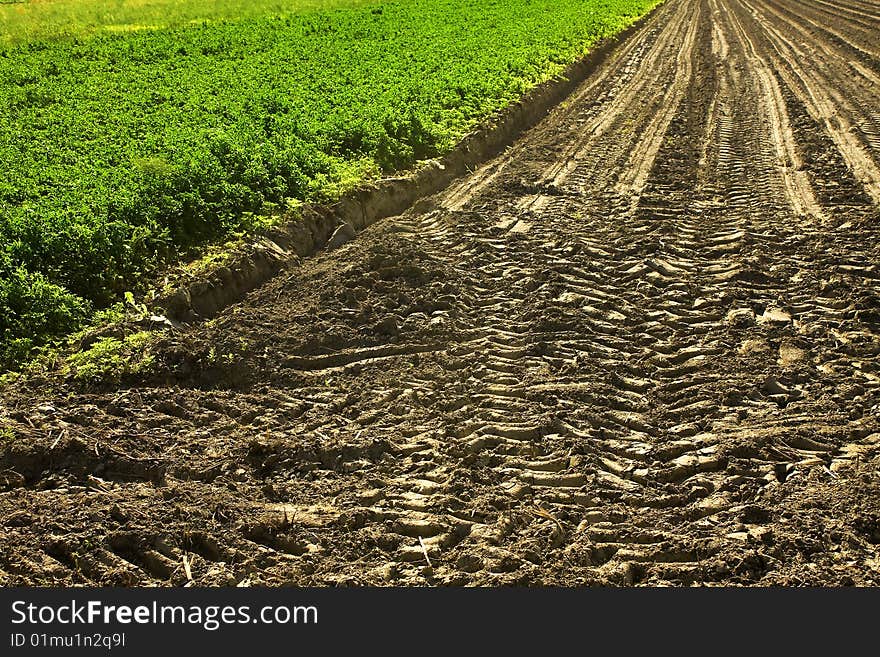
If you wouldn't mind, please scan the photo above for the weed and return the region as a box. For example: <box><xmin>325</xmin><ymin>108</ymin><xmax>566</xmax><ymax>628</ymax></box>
<box><xmin>63</xmin><ymin>331</ymin><xmax>156</xmax><ymax>383</ymax></box>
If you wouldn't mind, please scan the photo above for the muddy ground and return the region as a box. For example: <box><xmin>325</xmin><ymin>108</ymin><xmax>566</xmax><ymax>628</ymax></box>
<box><xmin>1</xmin><ymin>0</ymin><xmax>879</xmax><ymax>586</ymax></box>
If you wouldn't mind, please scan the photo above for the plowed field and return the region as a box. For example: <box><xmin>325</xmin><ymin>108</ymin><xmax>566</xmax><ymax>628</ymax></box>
<box><xmin>1</xmin><ymin>0</ymin><xmax>879</xmax><ymax>586</ymax></box>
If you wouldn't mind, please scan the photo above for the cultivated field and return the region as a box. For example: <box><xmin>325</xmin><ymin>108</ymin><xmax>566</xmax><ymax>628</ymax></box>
<box><xmin>0</xmin><ymin>0</ymin><xmax>879</xmax><ymax>586</ymax></box>
<box><xmin>0</xmin><ymin>0</ymin><xmax>657</xmax><ymax>368</ymax></box>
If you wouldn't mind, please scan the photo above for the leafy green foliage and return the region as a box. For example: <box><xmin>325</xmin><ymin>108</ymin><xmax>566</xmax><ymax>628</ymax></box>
<box><xmin>0</xmin><ymin>0</ymin><xmax>659</xmax><ymax>370</ymax></box>
<box><xmin>63</xmin><ymin>331</ymin><xmax>156</xmax><ymax>383</ymax></box>
<box><xmin>0</xmin><ymin>0</ymin><xmax>374</xmax><ymax>46</ymax></box>
<box><xmin>0</xmin><ymin>252</ymin><xmax>89</xmax><ymax>367</ymax></box>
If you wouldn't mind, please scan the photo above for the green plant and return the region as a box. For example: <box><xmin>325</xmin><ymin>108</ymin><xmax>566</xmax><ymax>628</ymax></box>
<box><xmin>63</xmin><ymin>331</ymin><xmax>156</xmax><ymax>383</ymax></box>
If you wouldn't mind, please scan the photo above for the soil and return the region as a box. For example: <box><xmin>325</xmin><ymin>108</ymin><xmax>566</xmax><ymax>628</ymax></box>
<box><xmin>1</xmin><ymin>0</ymin><xmax>879</xmax><ymax>586</ymax></box>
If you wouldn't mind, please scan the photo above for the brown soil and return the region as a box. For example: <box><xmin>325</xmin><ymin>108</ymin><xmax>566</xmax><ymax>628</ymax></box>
<box><xmin>1</xmin><ymin>0</ymin><xmax>879</xmax><ymax>587</ymax></box>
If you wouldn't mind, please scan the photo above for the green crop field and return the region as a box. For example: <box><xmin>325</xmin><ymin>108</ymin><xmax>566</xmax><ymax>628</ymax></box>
<box><xmin>0</xmin><ymin>0</ymin><xmax>660</xmax><ymax>370</ymax></box>
<box><xmin>0</xmin><ymin>0</ymin><xmax>374</xmax><ymax>45</ymax></box>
